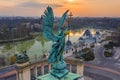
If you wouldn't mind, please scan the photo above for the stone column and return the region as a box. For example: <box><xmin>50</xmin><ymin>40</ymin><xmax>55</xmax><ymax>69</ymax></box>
<box><xmin>48</xmin><ymin>64</ymin><xmax>51</xmax><ymax>71</ymax></box>
<box><xmin>77</xmin><ymin>63</ymin><xmax>84</xmax><ymax>76</ymax></box>
<box><xmin>16</xmin><ymin>62</ymin><xmax>31</xmax><ymax>80</ymax></box>
<box><xmin>33</xmin><ymin>66</ymin><xmax>37</xmax><ymax>78</ymax></box>
<box><xmin>16</xmin><ymin>71</ymin><xmax>19</xmax><ymax>80</ymax></box>
<box><xmin>41</xmin><ymin>65</ymin><xmax>44</xmax><ymax>75</ymax></box>
<box><xmin>69</xmin><ymin>64</ymin><xmax>72</xmax><ymax>72</ymax></box>
<box><xmin>17</xmin><ymin>71</ymin><xmax>23</xmax><ymax>80</ymax></box>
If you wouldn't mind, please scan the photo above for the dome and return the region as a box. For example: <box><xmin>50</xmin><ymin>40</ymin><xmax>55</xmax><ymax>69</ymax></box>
<box><xmin>79</xmin><ymin>37</ymin><xmax>84</xmax><ymax>40</ymax></box>
<box><xmin>83</xmin><ymin>29</ymin><xmax>92</xmax><ymax>37</ymax></box>
<box><xmin>66</xmin><ymin>40</ymin><xmax>72</xmax><ymax>46</ymax></box>
<box><xmin>95</xmin><ymin>31</ymin><xmax>100</xmax><ymax>36</ymax></box>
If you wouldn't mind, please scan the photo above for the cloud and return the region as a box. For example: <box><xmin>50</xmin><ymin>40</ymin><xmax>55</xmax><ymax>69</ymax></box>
<box><xmin>18</xmin><ymin>1</ymin><xmax>63</xmax><ymax>8</ymax></box>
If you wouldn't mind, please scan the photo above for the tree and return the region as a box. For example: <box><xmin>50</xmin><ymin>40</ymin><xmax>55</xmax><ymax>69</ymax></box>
<box><xmin>10</xmin><ymin>55</ymin><xmax>16</xmax><ymax>65</ymax></box>
<box><xmin>0</xmin><ymin>56</ymin><xmax>5</xmax><ymax>66</ymax></box>
<box><xmin>104</xmin><ymin>41</ymin><xmax>114</xmax><ymax>49</ymax></box>
<box><xmin>83</xmin><ymin>50</ymin><xmax>95</xmax><ymax>61</ymax></box>
<box><xmin>104</xmin><ymin>51</ymin><xmax>113</xmax><ymax>57</ymax></box>
<box><xmin>75</xmin><ymin>48</ymin><xmax>95</xmax><ymax>61</ymax></box>
<box><xmin>111</xmin><ymin>28</ymin><xmax>120</xmax><ymax>47</ymax></box>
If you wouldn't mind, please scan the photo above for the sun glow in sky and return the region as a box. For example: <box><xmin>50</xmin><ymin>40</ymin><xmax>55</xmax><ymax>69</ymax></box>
<box><xmin>68</xmin><ymin>0</ymin><xmax>74</xmax><ymax>2</ymax></box>
<box><xmin>0</xmin><ymin>0</ymin><xmax>120</xmax><ymax>17</ymax></box>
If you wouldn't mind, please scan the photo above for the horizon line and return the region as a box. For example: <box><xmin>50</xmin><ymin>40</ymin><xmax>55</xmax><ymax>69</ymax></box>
<box><xmin>0</xmin><ymin>16</ymin><xmax>120</xmax><ymax>18</ymax></box>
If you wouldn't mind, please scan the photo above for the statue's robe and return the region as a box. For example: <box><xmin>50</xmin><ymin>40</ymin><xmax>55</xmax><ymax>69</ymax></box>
<box><xmin>48</xmin><ymin>34</ymin><xmax>65</xmax><ymax>63</ymax></box>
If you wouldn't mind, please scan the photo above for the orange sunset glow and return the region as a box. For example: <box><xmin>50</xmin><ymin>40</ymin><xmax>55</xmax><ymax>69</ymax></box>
<box><xmin>68</xmin><ymin>30</ymin><xmax>85</xmax><ymax>36</ymax></box>
<box><xmin>0</xmin><ymin>0</ymin><xmax>120</xmax><ymax>17</ymax></box>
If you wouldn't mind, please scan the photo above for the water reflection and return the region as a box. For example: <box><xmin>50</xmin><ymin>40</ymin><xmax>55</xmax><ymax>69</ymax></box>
<box><xmin>0</xmin><ymin>29</ymin><xmax>96</xmax><ymax>61</ymax></box>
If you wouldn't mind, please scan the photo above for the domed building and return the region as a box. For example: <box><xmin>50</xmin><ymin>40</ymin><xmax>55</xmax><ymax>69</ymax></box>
<box><xmin>78</xmin><ymin>37</ymin><xmax>85</xmax><ymax>45</ymax></box>
<box><xmin>95</xmin><ymin>31</ymin><xmax>100</xmax><ymax>37</ymax></box>
<box><xmin>83</xmin><ymin>29</ymin><xmax>93</xmax><ymax>38</ymax></box>
<box><xmin>78</xmin><ymin>29</ymin><xmax>96</xmax><ymax>48</ymax></box>
<box><xmin>94</xmin><ymin>31</ymin><xmax>101</xmax><ymax>43</ymax></box>
<box><xmin>66</xmin><ymin>39</ymin><xmax>72</xmax><ymax>47</ymax></box>
<box><xmin>79</xmin><ymin>37</ymin><xmax>84</xmax><ymax>41</ymax></box>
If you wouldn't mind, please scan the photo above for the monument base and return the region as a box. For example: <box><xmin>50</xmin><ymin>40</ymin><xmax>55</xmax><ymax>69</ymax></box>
<box><xmin>49</xmin><ymin>61</ymin><xmax>69</xmax><ymax>79</ymax></box>
<box><xmin>50</xmin><ymin>69</ymin><xmax>69</xmax><ymax>79</ymax></box>
<box><xmin>37</xmin><ymin>72</ymin><xmax>81</xmax><ymax>80</ymax></box>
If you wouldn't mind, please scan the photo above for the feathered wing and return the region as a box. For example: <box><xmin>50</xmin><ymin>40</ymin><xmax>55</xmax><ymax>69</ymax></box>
<box><xmin>58</xmin><ymin>10</ymin><xmax>69</xmax><ymax>34</ymax></box>
<box><xmin>43</xmin><ymin>6</ymin><xmax>58</xmax><ymax>42</ymax></box>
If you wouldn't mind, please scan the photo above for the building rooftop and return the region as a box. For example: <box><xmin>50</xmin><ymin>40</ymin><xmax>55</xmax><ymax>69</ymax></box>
<box><xmin>83</xmin><ymin>30</ymin><xmax>92</xmax><ymax>37</ymax></box>
<box><xmin>66</xmin><ymin>40</ymin><xmax>72</xmax><ymax>47</ymax></box>
<box><xmin>95</xmin><ymin>31</ymin><xmax>100</xmax><ymax>36</ymax></box>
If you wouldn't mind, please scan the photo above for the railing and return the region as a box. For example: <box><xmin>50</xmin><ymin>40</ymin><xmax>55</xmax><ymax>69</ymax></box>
<box><xmin>30</xmin><ymin>58</ymin><xmax>84</xmax><ymax>77</ymax></box>
<box><xmin>0</xmin><ymin>58</ymin><xmax>84</xmax><ymax>80</ymax></box>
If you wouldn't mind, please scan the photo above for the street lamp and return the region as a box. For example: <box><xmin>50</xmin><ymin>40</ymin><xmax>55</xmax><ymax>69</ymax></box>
<box><xmin>66</xmin><ymin>12</ymin><xmax>73</xmax><ymax>47</ymax></box>
<box><xmin>68</xmin><ymin>12</ymin><xmax>73</xmax><ymax>40</ymax></box>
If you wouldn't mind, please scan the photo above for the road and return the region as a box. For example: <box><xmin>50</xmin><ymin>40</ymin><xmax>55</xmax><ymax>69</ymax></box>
<box><xmin>84</xmin><ymin>44</ymin><xmax>120</xmax><ymax>80</ymax></box>
<box><xmin>84</xmin><ymin>64</ymin><xmax>120</xmax><ymax>80</ymax></box>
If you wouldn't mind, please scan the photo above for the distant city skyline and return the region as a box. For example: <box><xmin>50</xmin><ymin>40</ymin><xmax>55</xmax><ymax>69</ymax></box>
<box><xmin>0</xmin><ymin>0</ymin><xmax>120</xmax><ymax>17</ymax></box>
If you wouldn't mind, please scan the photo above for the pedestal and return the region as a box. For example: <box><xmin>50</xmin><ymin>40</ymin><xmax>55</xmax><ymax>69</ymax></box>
<box><xmin>50</xmin><ymin>69</ymin><xmax>69</xmax><ymax>79</ymax></box>
<box><xmin>37</xmin><ymin>61</ymin><xmax>81</xmax><ymax>80</ymax></box>
<box><xmin>50</xmin><ymin>61</ymin><xmax>69</xmax><ymax>79</ymax></box>
<box><xmin>37</xmin><ymin>72</ymin><xmax>81</xmax><ymax>80</ymax></box>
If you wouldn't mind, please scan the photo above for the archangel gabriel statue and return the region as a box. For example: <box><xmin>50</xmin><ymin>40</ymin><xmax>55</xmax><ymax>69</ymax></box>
<box><xmin>43</xmin><ymin>6</ymin><xmax>69</xmax><ymax>78</ymax></box>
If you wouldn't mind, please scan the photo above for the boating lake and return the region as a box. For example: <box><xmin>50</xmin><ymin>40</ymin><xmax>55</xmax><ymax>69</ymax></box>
<box><xmin>0</xmin><ymin>29</ymin><xmax>96</xmax><ymax>61</ymax></box>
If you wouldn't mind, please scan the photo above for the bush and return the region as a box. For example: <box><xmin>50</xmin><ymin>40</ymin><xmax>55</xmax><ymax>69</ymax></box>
<box><xmin>90</xmin><ymin>45</ymin><xmax>94</xmax><ymax>48</ymax></box>
<box><xmin>75</xmin><ymin>48</ymin><xmax>95</xmax><ymax>61</ymax></box>
<box><xmin>82</xmin><ymin>48</ymin><xmax>90</xmax><ymax>53</ymax></box>
<box><xmin>104</xmin><ymin>51</ymin><xmax>113</xmax><ymax>57</ymax></box>
<box><xmin>0</xmin><ymin>57</ymin><xmax>6</xmax><ymax>66</ymax></box>
<box><xmin>83</xmin><ymin>51</ymin><xmax>95</xmax><ymax>61</ymax></box>
<box><xmin>10</xmin><ymin>55</ymin><xmax>16</xmax><ymax>65</ymax></box>
<box><xmin>104</xmin><ymin>41</ymin><xmax>115</xmax><ymax>49</ymax></box>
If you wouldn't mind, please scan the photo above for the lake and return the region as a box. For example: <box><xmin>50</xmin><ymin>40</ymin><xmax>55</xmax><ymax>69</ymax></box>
<box><xmin>0</xmin><ymin>29</ymin><xmax>96</xmax><ymax>61</ymax></box>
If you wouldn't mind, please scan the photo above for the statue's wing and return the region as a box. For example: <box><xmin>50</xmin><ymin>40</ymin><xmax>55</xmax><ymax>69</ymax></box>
<box><xmin>43</xmin><ymin>6</ymin><xmax>58</xmax><ymax>42</ymax></box>
<box><xmin>58</xmin><ymin>10</ymin><xmax>69</xmax><ymax>34</ymax></box>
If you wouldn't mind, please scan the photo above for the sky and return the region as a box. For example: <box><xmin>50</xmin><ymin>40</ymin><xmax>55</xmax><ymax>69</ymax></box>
<box><xmin>0</xmin><ymin>0</ymin><xmax>120</xmax><ymax>17</ymax></box>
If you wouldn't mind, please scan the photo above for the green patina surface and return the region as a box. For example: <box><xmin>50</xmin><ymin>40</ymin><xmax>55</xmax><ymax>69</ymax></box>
<box><xmin>37</xmin><ymin>73</ymin><xmax>80</xmax><ymax>80</ymax></box>
<box><xmin>42</xmin><ymin>6</ymin><xmax>70</xmax><ymax>79</ymax></box>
